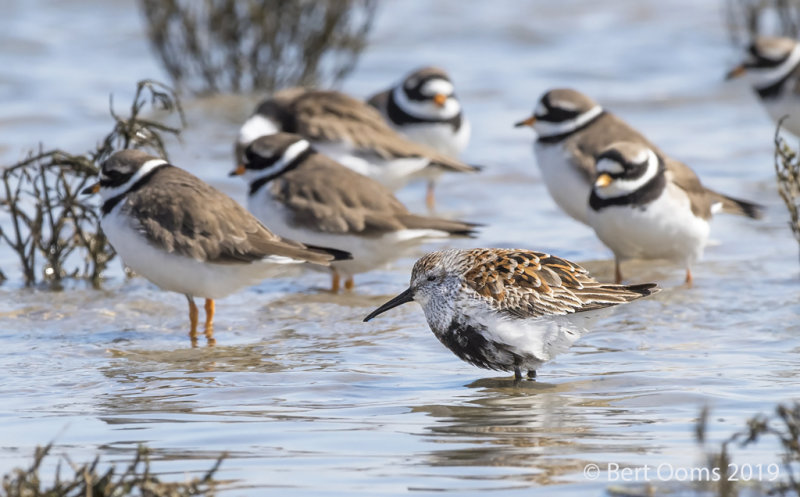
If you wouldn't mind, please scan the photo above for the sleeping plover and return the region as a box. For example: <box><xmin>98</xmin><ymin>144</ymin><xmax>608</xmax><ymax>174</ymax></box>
<box><xmin>232</xmin><ymin>133</ymin><xmax>479</xmax><ymax>292</ymax></box>
<box><xmin>235</xmin><ymin>88</ymin><xmax>480</xmax><ymax>209</ymax></box>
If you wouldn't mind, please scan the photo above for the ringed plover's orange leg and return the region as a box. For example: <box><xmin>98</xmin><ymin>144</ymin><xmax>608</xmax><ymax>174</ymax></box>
<box><xmin>344</xmin><ymin>276</ymin><xmax>355</xmax><ymax>291</ymax></box>
<box><xmin>331</xmin><ymin>271</ymin><xmax>341</xmax><ymax>293</ymax></box>
<box><xmin>426</xmin><ymin>181</ymin><xmax>436</xmax><ymax>211</ymax></box>
<box><xmin>204</xmin><ymin>298</ymin><xmax>216</xmax><ymax>346</ymax></box>
<box><xmin>614</xmin><ymin>259</ymin><xmax>623</xmax><ymax>285</ymax></box>
<box><xmin>186</xmin><ymin>295</ymin><xmax>199</xmax><ymax>345</ymax></box>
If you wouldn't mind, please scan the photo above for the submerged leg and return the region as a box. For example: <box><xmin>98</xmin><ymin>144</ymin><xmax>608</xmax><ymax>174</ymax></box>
<box><xmin>514</xmin><ymin>367</ymin><xmax>522</xmax><ymax>380</ymax></box>
<box><xmin>614</xmin><ymin>259</ymin><xmax>623</xmax><ymax>284</ymax></box>
<box><xmin>204</xmin><ymin>298</ymin><xmax>216</xmax><ymax>345</ymax></box>
<box><xmin>186</xmin><ymin>295</ymin><xmax>199</xmax><ymax>345</ymax></box>
<box><xmin>426</xmin><ymin>181</ymin><xmax>436</xmax><ymax>211</ymax></box>
<box><xmin>344</xmin><ymin>276</ymin><xmax>355</xmax><ymax>291</ymax></box>
<box><xmin>331</xmin><ymin>271</ymin><xmax>341</xmax><ymax>293</ymax></box>
<box><xmin>685</xmin><ymin>267</ymin><xmax>693</xmax><ymax>287</ymax></box>
<box><xmin>527</xmin><ymin>370</ymin><xmax>537</xmax><ymax>380</ymax></box>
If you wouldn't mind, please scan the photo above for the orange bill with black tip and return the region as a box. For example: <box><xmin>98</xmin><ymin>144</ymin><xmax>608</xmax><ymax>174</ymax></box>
<box><xmin>514</xmin><ymin>116</ymin><xmax>536</xmax><ymax>128</ymax></box>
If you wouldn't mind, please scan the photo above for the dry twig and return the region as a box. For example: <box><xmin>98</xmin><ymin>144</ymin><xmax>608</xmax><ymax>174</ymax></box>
<box><xmin>0</xmin><ymin>80</ymin><xmax>184</xmax><ymax>287</ymax></box>
<box><xmin>774</xmin><ymin>119</ymin><xmax>800</xmax><ymax>264</ymax></box>
<box><xmin>725</xmin><ymin>0</ymin><xmax>800</xmax><ymax>44</ymax></box>
<box><xmin>138</xmin><ymin>0</ymin><xmax>378</xmax><ymax>95</ymax></box>
<box><xmin>2</xmin><ymin>443</ymin><xmax>223</xmax><ymax>497</ymax></box>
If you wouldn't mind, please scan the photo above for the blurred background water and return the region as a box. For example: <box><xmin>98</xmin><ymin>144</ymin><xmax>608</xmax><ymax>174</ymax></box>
<box><xmin>1</xmin><ymin>0</ymin><xmax>799</xmax><ymax>495</ymax></box>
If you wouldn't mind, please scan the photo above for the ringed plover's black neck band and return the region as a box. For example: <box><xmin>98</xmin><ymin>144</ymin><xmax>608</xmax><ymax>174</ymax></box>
<box><xmin>588</xmin><ymin>171</ymin><xmax>666</xmax><ymax>211</ymax></box>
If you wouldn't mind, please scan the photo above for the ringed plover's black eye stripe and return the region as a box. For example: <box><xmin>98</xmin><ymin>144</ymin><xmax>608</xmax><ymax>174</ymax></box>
<box><xmin>245</xmin><ymin>146</ymin><xmax>280</xmax><ymax>170</ymax></box>
<box><xmin>539</xmin><ymin>97</ymin><xmax>581</xmax><ymax>123</ymax></box>
<box><xmin>404</xmin><ymin>75</ymin><xmax>451</xmax><ymax>101</ymax></box>
<box><xmin>99</xmin><ymin>169</ymin><xmax>129</xmax><ymax>188</ymax></box>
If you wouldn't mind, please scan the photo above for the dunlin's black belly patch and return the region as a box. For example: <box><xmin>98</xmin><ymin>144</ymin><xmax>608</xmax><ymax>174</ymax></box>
<box><xmin>438</xmin><ymin>320</ymin><xmax>536</xmax><ymax>372</ymax></box>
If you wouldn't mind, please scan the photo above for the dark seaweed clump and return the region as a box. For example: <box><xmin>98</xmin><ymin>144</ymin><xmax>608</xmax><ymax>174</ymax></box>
<box><xmin>1</xmin><ymin>443</ymin><xmax>223</xmax><ymax>497</ymax></box>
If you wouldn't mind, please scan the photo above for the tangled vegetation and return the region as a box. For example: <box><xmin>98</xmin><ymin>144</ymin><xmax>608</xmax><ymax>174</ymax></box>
<box><xmin>1</xmin><ymin>444</ymin><xmax>223</xmax><ymax>497</ymax></box>
<box><xmin>0</xmin><ymin>79</ymin><xmax>184</xmax><ymax>287</ymax></box>
<box><xmin>774</xmin><ymin>122</ymin><xmax>800</xmax><ymax>263</ymax></box>
<box><xmin>139</xmin><ymin>0</ymin><xmax>378</xmax><ymax>95</ymax></box>
<box><xmin>725</xmin><ymin>0</ymin><xmax>800</xmax><ymax>43</ymax></box>
<box><xmin>696</xmin><ymin>403</ymin><xmax>800</xmax><ymax>497</ymax></box>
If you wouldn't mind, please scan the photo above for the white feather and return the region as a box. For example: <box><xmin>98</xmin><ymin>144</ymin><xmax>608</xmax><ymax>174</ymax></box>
<box><xmin>533</xmin><ymin>105</ymin><xmax>603</xmax><ymax>139</ymax></box>
<box><xmin>422</xmin><ymin>79</ymin><xmax>455</xmax><ymax>97</ymax></box>
<box><xmin>99</xmin><ymin>159</ymin><xmax>168</xmax><ymax>201</ymax></box>
<box><xmin>533</xmin><ymin>141</ymin><xmax>593</xmax><ymax>225</ymax></box>
<box><xmin>392</xmin><ymin>83</ymin><xmax>461</xmax><ymax>120</ymax></box>
<box><xmin>587</xmin><ymin>182</ymin><xmax>710</xmax><ymax>266</ymax></box>
<box><xmin>246</xmin><ymin>183</ymin><xmax>453</xmax><ymax>277</ymax></box>
<box><xmin>742</xmin><ymin>44</ymin><xmax>800</xmax><ymax>136</ymax></box>
<box><xmin>311</xmin><ymin>141</ymin><xmax>430</xmax><ymax>190</ymax></box>
<box><xmin>595</xmin><ymin>157</ymin><xmax>625</xmax><ymax>175</ymax></box>
<box><xmin>237</xmin><ymin>114</ymin><xmax>280</xmax><ymax>147</ymax></box>
<box><xmin>243</xmin><ymin>139</ymin><xmax>311</xmax><ymax>184</ymax></box>
<box><xmin>594</xmin><ymin>148</ymin><xmax>660</xmax><ymax>199</ymax></box>
<box><xmin>748</xmin><ymin>44</ymin><xmax>800</xmax><ymax>89</ymax></box>
<box><xmin>102</xmin><ymin>204</ymin><xmax>303</xmax><ymax>299</ymax></box>
<box><xmin>753</xmin><ymin>79</ymin><xmax>800</xmax><ymax>138</ymax></box>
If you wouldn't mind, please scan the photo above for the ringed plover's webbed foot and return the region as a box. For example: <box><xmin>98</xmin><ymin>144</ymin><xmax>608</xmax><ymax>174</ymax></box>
<box><xmin>331</xmin><ymin>271</ymin><xmax>341</xmax><ymax>293</ymax></box>
<box><xmin>344</xmin><ymin>276</ymin><xmax>355</xmax><ymax>291</ymax></box>
<box><xmin>186</xmin><ymin>295</ymin><xmax>199</xmax><ymax>344</ymax></box>
<box><xmin>527</xmin><ymin>370</ymin><xmax>537</xmax><ymax>380</ymax></box>
<box><xmin>426</xmin><ymin>181</ymin><xmax>436</xmax><ymax>211</ymax></box>
<box><xmin>614</xmin><ymin>259</ymin><xmax>623</xmax><ymax>284</ymax></box>
<box><xmin>204</xmin><ymin>298</ymin><xmax>216</xmax><ymax>346</ymax></box>
<box><xmin>685</xmin><ymin>268</ymin><xmax>693</xmax><ymax>288</ymax></box>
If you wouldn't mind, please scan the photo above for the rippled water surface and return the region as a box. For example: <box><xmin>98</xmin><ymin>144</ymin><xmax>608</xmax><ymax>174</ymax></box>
<box><xmin>1</xmin><ymin>0</ymin><xmax>799</xmax><ymax>495</ymax></box>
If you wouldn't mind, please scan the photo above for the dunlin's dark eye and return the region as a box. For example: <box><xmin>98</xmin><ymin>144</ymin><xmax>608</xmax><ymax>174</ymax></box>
<box><xmin>427</xmin><ymin>275</ymin><xmax>436</xmax><ymax>281</ymax></box>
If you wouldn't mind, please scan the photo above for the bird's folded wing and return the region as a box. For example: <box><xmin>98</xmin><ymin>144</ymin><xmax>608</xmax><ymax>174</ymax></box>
<box><xmin>124</xmin><ymin>168</ymin><xmax>335</xmax><ymax>265</ymax></box>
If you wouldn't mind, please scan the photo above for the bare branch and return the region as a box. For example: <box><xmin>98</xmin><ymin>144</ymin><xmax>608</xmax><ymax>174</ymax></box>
<box><xmin>0</xmin><ymin>79</ymin><xmax>184</xmax><ymax>287</ymax></box>
<box><xmin>139</xmin><ymin>0</ymin><xmax>377</xmax><ymax>95</ymax></box>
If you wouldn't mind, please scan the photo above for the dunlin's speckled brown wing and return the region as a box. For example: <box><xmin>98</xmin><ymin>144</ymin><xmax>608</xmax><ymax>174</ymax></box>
<box><xmin>460</xmin><ymin>248</ymin><xmax>658</xmax><ymax>318</ymax></box>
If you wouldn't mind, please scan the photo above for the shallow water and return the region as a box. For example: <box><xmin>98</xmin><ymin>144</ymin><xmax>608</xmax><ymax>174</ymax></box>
<box><xmin>1</xmin><ymin>0</ymin><xmax>799</xmax><ymax>495</ymax></box>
